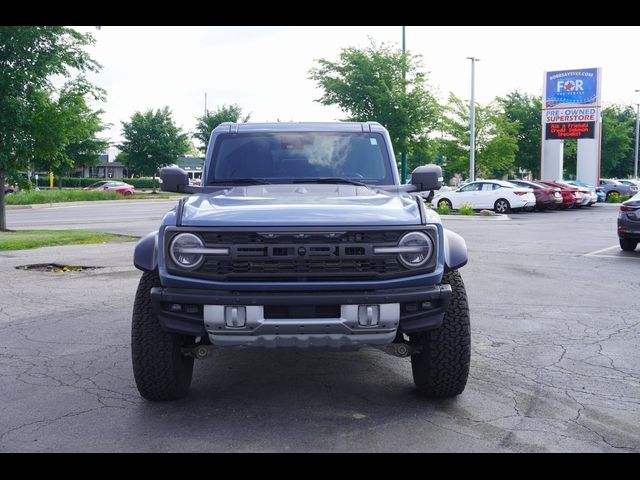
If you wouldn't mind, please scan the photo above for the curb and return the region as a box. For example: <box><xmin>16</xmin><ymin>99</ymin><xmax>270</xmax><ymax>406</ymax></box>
<box><xmin>439</xmin><ymin>214</ymin><xmax>510</xmax><ymax>221</ymax></box>
<box><xmin>6</xmin><ymin>205</ymin><xmax>33</xmax><ymax>210</ymax></box>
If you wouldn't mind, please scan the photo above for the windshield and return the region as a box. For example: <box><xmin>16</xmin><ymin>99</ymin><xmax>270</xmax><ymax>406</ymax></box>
<box><xmin>208</xmin><ymin>132</ymin><xmax>394</xmax><ymax>185</ymax></box>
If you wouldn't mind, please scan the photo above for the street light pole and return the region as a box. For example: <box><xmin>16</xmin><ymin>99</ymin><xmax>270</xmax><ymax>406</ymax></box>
<box><xmin>467</xmin><ymin>57</ymin><xmax>479</xmax><ymax>182</ymax></box>
<box><xmin>634</xmin><ymin>90</ymin><xmax>640</xmax><ymax>179</ymax></box>
<box><xmin>401</xmin><ymin>26</ymin><xmax>407</xmax><ymax>183</ymax></box>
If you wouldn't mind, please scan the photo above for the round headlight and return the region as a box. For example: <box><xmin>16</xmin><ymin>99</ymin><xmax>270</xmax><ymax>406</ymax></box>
<box><xmin>397</xmin><ymin>232</ymin><xmax>433</xmax><ymax>268</ymax></box>
<box><xmin>170</xmin><ymin>233</ymin><xmax>205</xmax><ymax>269</ymax></box>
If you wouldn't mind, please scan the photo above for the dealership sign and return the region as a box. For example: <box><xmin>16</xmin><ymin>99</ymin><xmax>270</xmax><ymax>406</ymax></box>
<box><xmin>545</xmin><ymin>122</ymin><xmax>595</xmax><ymax>140</ymax></box>
<box><xmin>545</xmin><ymin>68</ymin><xmax>598</xmax><ymax>108</ymax></box>
<box><xmin>541</xmin><ymin>67</ymin><xmax>602</xmax><ymax>188</ymax></box>
<box><xmin>545</xmin><ymin>107</ymin><xmax>597</xmax><ymax>123</ymax></box>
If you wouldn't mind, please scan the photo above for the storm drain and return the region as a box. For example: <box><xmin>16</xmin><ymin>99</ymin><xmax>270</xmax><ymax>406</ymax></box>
<box><xmin>15</xmin><ymin>263</ymin><xmax>103</xmax><ymax>273</ymax></box>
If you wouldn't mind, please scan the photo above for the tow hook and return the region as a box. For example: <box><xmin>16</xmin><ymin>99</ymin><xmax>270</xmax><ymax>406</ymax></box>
<box><xmin>182</xmin><ymin>345</ymin><xmax>214</xmax><ymax>359</ymax></box>
<box><xmin>373</xmin><ymin>343</ymin><xmax>421</xmax><ymax>358</ymax></box>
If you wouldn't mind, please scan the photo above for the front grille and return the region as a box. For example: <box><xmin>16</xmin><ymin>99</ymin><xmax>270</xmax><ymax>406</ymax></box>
<box><xmin>199</xmin><ymin>231</ymin><xmax>403</xmax><ymax>245</ymax></box>
<box><xmin>166</xmin><ymin>229</ymin><xmax>435</xmax><ymax>282</ymax></box>
<box><xmin>198</xmin><ymin>257</ymin><xmax>404</xmax><ymax>281</ymax></box>
<box><xmin>264</xmin><ymin>305</ymin><xmax>341</xmax><ymax>319</ymax></box>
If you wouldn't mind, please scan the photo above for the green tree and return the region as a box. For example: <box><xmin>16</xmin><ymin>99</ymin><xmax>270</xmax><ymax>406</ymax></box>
<box><xmin>193</xmin><ymin>104</ymin><xmax>251</xmax><ymax>153</ymax></box>
<box><xmin>562</xmin><ymin>140</ymin><xmax>577</xmax><ymax>179</ymax></box>
<box><xmin>562</xmin><ymin>106</ymin><xmax>634</xmax><ymax>180</ymax></box>
<box><xmin>440</xmin><ymin>94</ymin><xmax>519</xmax><ymax>180</ymax></box>
<box><xmin>600</xmin><ymin>105</ymin><xmax>635</xmax><ymax>178</ymax></box>
<box><xmin>0</xmin><ymin>26</ymin><xmax>100</xmax><ymax>230</ymax></box>
<box><xmin>406</xmin><ymin>136</ymin><xmax>449</xmax><ymax>177</ymax></box>
<box><xmin>31</xmin><ymin>79</ymin><xmax>107</xmax><ymax>186</ymax></box>
<box><xmin>119</xmin><ymin>107</ymin><xmax>190</xmax><ymax>192</ymax></box>
<box><xmin>497</xmin><ymin>91</ymin><xmax>542</xmax><ymax>178</ymax></box>
<box><xmin>308</xmin><ymin>41</ymin><xmax>440</xmax><ymax>165</ymax></box>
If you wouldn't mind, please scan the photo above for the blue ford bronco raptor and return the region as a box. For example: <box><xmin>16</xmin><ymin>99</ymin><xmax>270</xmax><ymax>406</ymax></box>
<box><xmin>132</xmin><ymin>122</ymin><xmax>469</xmax><ymax>400</ymax></box>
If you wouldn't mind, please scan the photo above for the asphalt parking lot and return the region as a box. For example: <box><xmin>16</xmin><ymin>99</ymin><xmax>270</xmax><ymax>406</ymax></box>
<box><xmin>0</xmin><ymin>203</ymin><xmax>638</xmax><ymax>452</ymax></box>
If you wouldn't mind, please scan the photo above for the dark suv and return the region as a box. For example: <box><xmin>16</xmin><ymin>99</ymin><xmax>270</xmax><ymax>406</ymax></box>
<box><xmin>618</xmin><ymin>192</ymin><xmax>640</xmax><ymax>251</ymax></box>
<box><xmin>132</xmin><ymin>122</ymin><xmax>470</xmax><ymax>400</ymax></box>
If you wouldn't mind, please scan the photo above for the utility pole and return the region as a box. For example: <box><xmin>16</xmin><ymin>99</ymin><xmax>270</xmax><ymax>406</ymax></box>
<box><xmin>634</xmin><ymin>92</ymin><xmax>639</xmax><ymax>179</ymax></box>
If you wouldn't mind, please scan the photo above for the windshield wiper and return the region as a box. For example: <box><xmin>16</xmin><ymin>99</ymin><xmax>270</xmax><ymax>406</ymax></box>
<box><xmin>292</xmin><ymin>178</ymin><xmax>368</xmax><ymax>187</ymax></box>
<box><xmin>208</xmin><ymin>178</ymin><xmax>271</xmax><ymax>185</ymax></box>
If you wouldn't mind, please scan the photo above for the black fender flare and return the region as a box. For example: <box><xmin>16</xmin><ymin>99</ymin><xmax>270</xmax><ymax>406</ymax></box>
<box><xmin>443</xmin><ymin>228</ymin><xmax>468</xmax><ymax>271</ymax></box>
<box><xmin>133</xmin><ymin>231</ymin><xmax>158</xmax><ymax>272</ymax></box>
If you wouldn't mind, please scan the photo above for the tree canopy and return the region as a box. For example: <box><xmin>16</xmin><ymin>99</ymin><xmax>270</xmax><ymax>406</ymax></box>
<box><xmin>309</xmin><ymin>41</ymin><xmax>440</xmax><ymax>163</ymax></box>
<box><xmin>497</xmin><ymin>92</ymin><xmax>542</xmax><ymax>178</ymax></box>
<box><xmin>438</xmin><ymin>94</ymin><xmax>519</xmax><ymax>180</ymax></box>
<box><xmin>119</xmin><ymin>107</ymin><xmax>190</xmax><ymax>191</ymax></box>
<box><xmin>193</xmin><ymin>104</ymin><xmax>250</xmax><ymax>153</ymax></box>
<box><xmin>0</xmin><ymin>26</ymin><xmax>101</xmax><ymax>230</ymax></box>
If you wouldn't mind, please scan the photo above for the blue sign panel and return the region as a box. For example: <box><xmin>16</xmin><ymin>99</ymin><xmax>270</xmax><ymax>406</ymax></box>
<box><xmin>545</xmin><ymin>68</ymin><xmax>598</xmax><ymax>108</ymax></box>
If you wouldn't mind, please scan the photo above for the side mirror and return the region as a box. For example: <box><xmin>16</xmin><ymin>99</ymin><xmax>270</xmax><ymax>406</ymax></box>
<box><xmin>160</xmin><ymin>167</ymin><xmax>189</xmax><ymax>193</ymax></box>
<box><xmin>410</xmin><ymin>165</ymin><xmax>443</xmax><ymax>192</ymax></box>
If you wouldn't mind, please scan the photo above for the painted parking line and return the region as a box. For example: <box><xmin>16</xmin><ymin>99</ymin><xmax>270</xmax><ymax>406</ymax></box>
<box><xmin>584</xmin><ymin>244</ymin><xmax>640</xmax><ymax>260</ymax></box>
<box><xmin>584</xmin><ymin>245</ymin><xmax>619</xmax><ymax>256</ymax></box>
<box><xmin>587</xmin><ymin>254</ymin><xmax>640</xmax><ymax>260</ymax></box>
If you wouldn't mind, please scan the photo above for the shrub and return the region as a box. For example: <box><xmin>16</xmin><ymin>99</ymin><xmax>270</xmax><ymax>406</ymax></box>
<box><xmin>6</xmin><ymin>189</ymin><xmax>120</xmax><ymax>205</ymax></box>
<box><xmin>606</xmin><ymin>192</ymin><xmax>621</xmax><ymax>203</ymax></box>
<box><xmin>436</xmin><ymin>203</ymin><xmax>451</xmax><ymax>215</ymax></box>
<box><xmin>458</xmin><ymin>204</ymin><xmax>474</xmax><ymax>215</ymax></box>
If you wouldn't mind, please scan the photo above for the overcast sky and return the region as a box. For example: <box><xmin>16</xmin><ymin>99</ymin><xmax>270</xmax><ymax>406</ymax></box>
<box><xmin>75</xmin><ymin>26</ymin><xmax>640</xmax><ymax>152</ymax></box>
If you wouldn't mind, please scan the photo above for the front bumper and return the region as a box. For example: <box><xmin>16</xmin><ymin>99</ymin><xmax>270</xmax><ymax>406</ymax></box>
<box><xmin>150</xmin><ymin>284</ymin><xmax>452</xmax><ymax>348</ymax></box>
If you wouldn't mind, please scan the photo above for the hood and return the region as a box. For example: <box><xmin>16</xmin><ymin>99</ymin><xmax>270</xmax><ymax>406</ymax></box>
<box><xmin>180</xmin><ymin>184</ymin><xmax>422</xmax><ymax>226</ymax></box>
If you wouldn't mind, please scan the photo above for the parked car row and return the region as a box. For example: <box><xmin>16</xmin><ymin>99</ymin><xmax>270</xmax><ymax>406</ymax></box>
<box><xmin>430</xmin><ymin>178</ymin><xmax>609</xmax><ymax>213</ymax></box>
<box><xmin>432</xmin><ymin>180</ymin><xmax>536</xmax><ymax>213</ymax></box>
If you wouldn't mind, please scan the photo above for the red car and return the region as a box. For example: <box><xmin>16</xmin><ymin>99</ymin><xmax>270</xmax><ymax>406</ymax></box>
<box><xmin>536</xmin><ymin>180</ymin><xmax>580</xmax><ymax>209</ymax></box>
<box><xmin>83</xmin><ymin>181</ymin><xmax>135</xmax><ymax>196</ymax></box>
<box><xmin>508</xmin><ymin>179</ymin><xmax>562</xmax><ymax>211</ymax></box>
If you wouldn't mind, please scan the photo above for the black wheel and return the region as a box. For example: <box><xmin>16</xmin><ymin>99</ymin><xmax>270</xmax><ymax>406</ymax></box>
<box><xmin>131</xmin><ymin>270</ymin><xmax>194</xmax><ymax>401</ymax></box>
<box><xmin>123</xmin><ymin>190</ymin><xmax>133</xmax><ymax>196</ymax></box>
<box><xmin>494</xmin><ymin>198</ymin><xmax>510</xmax><ymax>214</ymax></box>
<box><xmin>620</xmin><ymin>238</ymin><xmax>638</xmax><ymax>251</ymax></box>
<box><xmin>438</xmin><ymin>199</ymin><xmax>452</xmax><ymax>210</ymax></box>
<box><xmin>410</xmin><ymin>270</ymin><xmax>471</xmax><ymax>398</ymax></box>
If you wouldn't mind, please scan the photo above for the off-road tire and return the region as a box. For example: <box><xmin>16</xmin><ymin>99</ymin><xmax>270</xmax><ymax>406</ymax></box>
<box><xmin>620</xmin><ymin>238</ymin><xmax>638</xmax><ymax>251</ymax></box>
<box><xmin>410</xmin><ymin>270</ymin><xmax>471</xmax><ymax>397</ymax></box>
<box><xmin>131</xmin><ymin>270</ymin><xmax>194</xmax><ymax>401</ymax></box>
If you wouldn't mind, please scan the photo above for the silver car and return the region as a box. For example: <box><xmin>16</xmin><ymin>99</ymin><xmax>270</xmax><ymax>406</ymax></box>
<box><xmin>599</xmin><ymin>179</ymin><xmax>638</xmax><ymax>200</ymax></box>
<box><xmin>618</xmin><ymin>179</ymin><xmax>640</xmax><ymax>190</ymax></box>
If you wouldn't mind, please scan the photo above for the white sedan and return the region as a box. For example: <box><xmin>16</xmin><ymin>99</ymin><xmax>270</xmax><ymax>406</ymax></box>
<box><xmin>432</xmin><ymin>180</ymin><xmax>536</xmax><ymax>214</ymax></box>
